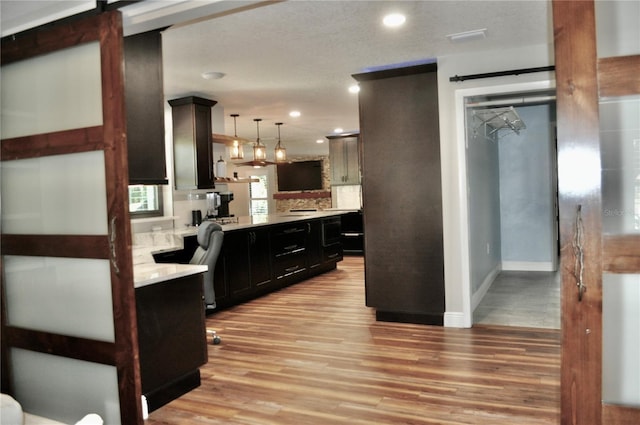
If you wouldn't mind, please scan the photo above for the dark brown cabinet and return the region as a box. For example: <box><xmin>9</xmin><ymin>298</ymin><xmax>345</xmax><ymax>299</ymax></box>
<box><xmin>340</xmin><ymin>210</ymin><xmax>364</xmax><ymax>254</ymax></box>
<box><xmin>320</xmin><ymin>217</ymin><xmax>343</xmax><ymax>264</ymax></box>
<box><xmin>306</xmin><ymin>221</ymin><xmax>323</xmax><ymax>270</ymax></box>
<box><xmin>136</xmin><ymin>274</ymin><xmax>207</xmax><ymax>412</ymax></box>
<box><xmin>353</xmin><ymin>63</ymin><xmax>445</xmax><ymax>325</ymax></box>
<box><xmin>248</xmin><ymin>229</ymin><xmax>272</xmax><ymax>291</ymax></box>
<box><xmin>152</xmin><ymin>216</ymin><xmax>344</xmax><ymax>310</ymax></box>
<box><xmin>169</xmin><ymin>96</ymin><xmax>217</xmax><ymax>190</ymax></box>
<box><xmin>223</xmin><ymin>231</ymin><xmax>252</xmax><ymax>298</ymax></box>
<box><xmin>124</xmin><ymin>30</ymin><xmax>167</xmax><ymax>184</ymax></box>
<box><xmin>272</xmin><ymin>223</ymin><xmax>308</xmax><ymax>284</ymax></box>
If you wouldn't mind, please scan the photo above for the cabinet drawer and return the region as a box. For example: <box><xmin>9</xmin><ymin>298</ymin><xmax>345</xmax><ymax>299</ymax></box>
<box><xmin>274</xmin><ymin>252</ymin><xmax>307</xmax><ymax>279</ymax></box>
<box><xmin>323</xmin><ymin>243</ymin><xmax>343</xmax><ymax>263</ymax></box>
<box><xmin>272</xmin><ymin>225</ymin><xmax>307</xmax><ymax>255</ymax></box>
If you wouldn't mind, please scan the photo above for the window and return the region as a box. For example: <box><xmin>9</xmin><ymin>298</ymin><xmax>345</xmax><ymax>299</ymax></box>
<box><xmin>249</xmin><ymin>175</ymin><xmax>269</xmax><ymax>216</ymax></box>
<box><xmin>128</xmin><ymin>185</ymin><xmax>163</xmax><ymax>218</ymax></box>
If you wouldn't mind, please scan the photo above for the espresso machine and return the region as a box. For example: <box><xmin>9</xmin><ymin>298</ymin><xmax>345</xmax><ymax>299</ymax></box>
<box><xmin>217</xmin><ymin>192</ymin><xmax>234</xmax><ymax>217</ymax></box>
<box><xmin>205</xmin><ymin>191</ymin><xmax>234</xmax><ymax>219</ymax></box>
<box><xmin>205</xmin><ymin>192</ymin><xmax>221</xmax><ymax>219</ymax></box>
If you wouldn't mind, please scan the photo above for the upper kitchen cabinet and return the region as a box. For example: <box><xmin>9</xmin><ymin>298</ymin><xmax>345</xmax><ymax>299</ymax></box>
<box><xmin>328</xmin><ymin>133</ymin><xmax>360</xmax><ymax>185</ymax></box>
<box><xmin>124</xmin><ymin>30</ymin><xmax>168</xmax><ymax>184</ymax></box>
<box><xmin>353</xmin><ymin>63</ymin><xmax>444</xmax><ymax>326</ymax></box>
<box><xmin>169</xmin><ymin>96</ymin><xmax>217</xmax><ymax>190</ymax></box>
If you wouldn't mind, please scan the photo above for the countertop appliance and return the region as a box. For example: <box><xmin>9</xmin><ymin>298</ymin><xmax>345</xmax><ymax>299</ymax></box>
<box><xmin>205</xmin><ymin>192</ymin><xmax>221</xmax><ymax>218</ymax></box>
<box><xmin>216</xmin><ymin>191</ymin><xmax>234</xmax><ymax>218</ymax></box>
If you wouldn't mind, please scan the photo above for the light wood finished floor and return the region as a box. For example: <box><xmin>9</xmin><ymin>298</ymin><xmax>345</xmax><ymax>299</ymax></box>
<box><xmin>147</xmin><ymin>256</ymin><xmax>560</xmax><ymax>425</ymax></box>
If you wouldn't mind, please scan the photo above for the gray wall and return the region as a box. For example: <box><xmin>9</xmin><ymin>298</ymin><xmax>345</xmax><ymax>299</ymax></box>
<box><xmin>466</xmin><ymin>110</ymin><xmax>502</xmax><ymax>293</ymax></box>
<box><xmin>499</xmin><ymin>104</ymin><xmax>557</xmax><ymax>270</ymax></box>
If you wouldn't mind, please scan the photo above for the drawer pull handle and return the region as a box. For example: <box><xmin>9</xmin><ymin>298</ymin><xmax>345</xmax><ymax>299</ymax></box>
<box><xmin>283</xmin><ymin>228</ymin><xmax>304</xmax><ymax>234</ymax></box>
<box><xmin>284</xmin><ymin>244</ymin><xmax>298</xmax><ymax>251</ymax></box>
<box><xmin>327</xmin><ymin>253</ymin><xmax>339</xmax><ymax>259</ymax></box>
<box><xmin>285</xmin><ymin>265</ymin><xmax>300</xmax><ymax>272</ymax></box>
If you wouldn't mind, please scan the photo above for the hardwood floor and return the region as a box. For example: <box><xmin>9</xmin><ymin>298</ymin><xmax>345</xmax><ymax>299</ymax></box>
<box><xmin>146</xmin><ymin>256</ymin><xmax>560</xmax><ymax>425</ymax></box>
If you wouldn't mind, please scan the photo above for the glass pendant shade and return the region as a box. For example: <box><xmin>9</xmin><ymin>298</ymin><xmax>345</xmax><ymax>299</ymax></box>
<box><xmin>229</xmin><ymin>114</ymin><xmax>244</xmax><ymax>160</ymax></box>
<box><xmin>274</xmin><ymin>122</ymin><xmax>287</xmax><ymax>162</ymax></box>
<box><xmin>230</xmin><ymin>139</ymin><xmax>244</xmax><ymax>160</ymax></box>
<box><xmin>275</xmin><ymin>145</ymin><xmax>287</xmax><ymax>161</ymax></box>
<box><xmin>253</xmin><ymin>118</ymin><xmax>267</xmax><ymax>161</ymax></box>
<box><xmin>253</xmin><ymin>143</ymin><xmax>266</xmax><ymax>161</ymax></box>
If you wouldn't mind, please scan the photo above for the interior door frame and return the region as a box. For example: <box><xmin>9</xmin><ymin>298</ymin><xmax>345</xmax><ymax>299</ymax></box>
<box><xmin>552</xmin><ymin>1</ymin><xmax>640</xmax><ymax>424</ymax></box>
<box><xmin>0</xmin><ymin>10</ymin><xmax>143</xmax><ymax>423</ymax></box>
<box><xmin>454</xmin><ymin>79</ymin><xmax>557</xmax><ymax>328</ymax></box>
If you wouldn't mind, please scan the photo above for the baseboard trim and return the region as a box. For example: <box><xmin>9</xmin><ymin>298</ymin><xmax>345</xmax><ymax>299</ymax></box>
<box><xmin>501</xmin><ymin>261</ymin><xmax>556</xmax><ymax>272</ymax></box>
<box><xmin>471</xmin><ymin>264</ymin><xmax>501</xmax><ymax>312</ymax></box>
<box><xmin>444</xmin><ymin>312</ymin><xmax>468</xmax><ymax>328</ymax></box>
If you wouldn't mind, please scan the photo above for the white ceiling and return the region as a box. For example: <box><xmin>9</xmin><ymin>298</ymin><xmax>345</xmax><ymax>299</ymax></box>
<box><xmin>1</xmin><ymin>0</ymin><xmax>553</xmax><ymax>156</ymax></box>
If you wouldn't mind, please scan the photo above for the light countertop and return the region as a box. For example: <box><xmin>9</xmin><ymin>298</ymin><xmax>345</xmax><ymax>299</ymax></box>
<box><xmin>134</xmin><ymin>262</ymin><xmax>207</xmax><ymax>289</ymax></box>
<box><xmin>131</xmin><ymin>211</ymin><xmax>348</xmax><ymax>283</ymax></box>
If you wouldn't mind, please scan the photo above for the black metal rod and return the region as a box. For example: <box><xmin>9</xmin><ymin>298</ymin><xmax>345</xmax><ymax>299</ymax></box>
<box><xmin>449</xmin><ymin>66</ymin><xmax>555</xmax><ymax>83</ymax></box>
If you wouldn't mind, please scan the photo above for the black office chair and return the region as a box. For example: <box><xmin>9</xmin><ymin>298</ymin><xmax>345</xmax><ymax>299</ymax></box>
<box><xmin>189</xmin><ymin>221</ymin><xmax>224</xmax><ymax>344</ymax></box>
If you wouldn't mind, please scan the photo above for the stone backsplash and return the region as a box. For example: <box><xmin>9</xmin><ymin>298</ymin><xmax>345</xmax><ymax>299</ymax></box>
<box><xmin>275</xmin><ymin>155</ymin><xmax>331</xmax><ymax>212</ymax></box>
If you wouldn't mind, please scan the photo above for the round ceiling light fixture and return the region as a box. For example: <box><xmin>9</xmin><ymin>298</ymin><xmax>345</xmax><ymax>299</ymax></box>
<box><xmin>333</xmin><ymin>127</ymin><xmax>344</xmax><ymax>134</ymax></box>
<box><xmin>383</xmin><ymin>13</ymin><xmax>406</xmax><ymax>28</ymax></box>
<box><xmin>289</xmin><ymin>110</ymin><xmax>301</xmax><ymax>117</ymax></box>
<box><xmin>348</xmin><ymin>84</ymin><xmax>360</xmax><ymax>94</ymax></box>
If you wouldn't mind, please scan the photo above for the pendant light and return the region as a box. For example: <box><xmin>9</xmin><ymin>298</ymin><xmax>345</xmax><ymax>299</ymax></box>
<box><xmin>229</xmin><ymin>113</ymin><xmax>244</xmax><ymax>160</ymax></box>
<box><xmin>274</xmin><ymin>122</ymin><xmax>287</xmax><ymax>162</ymax></box>
<box><xmin>253</xmin><ymin>118</ymin><xmax>267</xmax><ymax>161</ymax></box>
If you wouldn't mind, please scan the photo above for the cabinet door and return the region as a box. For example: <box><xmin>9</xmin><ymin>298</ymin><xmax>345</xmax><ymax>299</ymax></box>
<box><xmin>249</xmin><ymin>229</ymin><xmax>272</xmax><ymax>288</ymax></box>
<box><xmin>194</xmin><ymin>103</ymin><xmax>215</xmax><ymax>188</ymax></box>
<box><xmin>124</xmin><ymin>30</ymin><xmax>167</xmax><ymax>185</ymax></box>
<box><xmin>343</xmin><ymin>137</ymin><xmax>361</xmax><ymax>184</ymax></box>
<box><xmin>330</xmin><ymin>136</ymin><xmax>360</xmax><ymax>185</ymax></box>
<box><xmin>306</xmin><ymin>221</ymin><xmax>323</xmax><ymax>270</ymax></box>
<box><xmin>170</xmin><ymin>97</ymin><xmax>217</xmax><ymax>190</ymax></box>
<box><xmin>136</xmin><ymin>274</ymin><xmax>206</xmax><ymax>411</ymax></box>
<box><xmin>330</xmin><ymin>138</ymin><xmax>346</xmax><ymax>184</ymax></box>
<box><xmin>223</xmin><ymin>232</ymin><xmax>251</xmax><ymax>297</ymax></box>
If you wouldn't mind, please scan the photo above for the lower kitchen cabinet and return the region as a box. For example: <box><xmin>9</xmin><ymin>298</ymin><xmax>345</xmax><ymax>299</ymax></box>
<box><xmin>224</xmin><ymin>231</ymin><xmax>252</xmax><ymax>298</ymax></box>
<box><xmin>153</xmin><ymin>215</ymin><xmax>344</xmax><ymax>311</ymax></box>
<box><xmin>306</xmin><ymin>221</ymin><xmax>323</xmax><ymax>271</ymax></box>
<box><xmin>272</xmin><ymin>222</ymin><xmax>308</xmax><ymax>285</ymax></box>
<box><xmin>136</xmin><ymin>273</ymin><xmax>207</xmax><ymax>412</ymax></box>
<box><xmin>249</xmin><ymin>228</ymin><xmax>273</xmax><ymax>291</ymax></box>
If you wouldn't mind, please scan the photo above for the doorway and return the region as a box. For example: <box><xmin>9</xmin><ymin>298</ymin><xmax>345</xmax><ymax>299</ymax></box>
<box><xmin>458</xmin><ymin>83</ymin><xmax>560</xmax><ymax>329</ymax></box>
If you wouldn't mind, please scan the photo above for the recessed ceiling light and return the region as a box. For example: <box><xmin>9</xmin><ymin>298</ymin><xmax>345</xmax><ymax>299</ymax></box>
<box><xmin>446</xmin><ymin>28</ymin><xmax>487</xmax><ymax>43</ymax></box>
<box><xmin>316</xmin><ymin>139</ymin><xmax>325</xmax><ymax>144</ymax></box>
<box><xmin>334</xmin><ymin>127</ymin><xmax>344</xmax><ymax>133</ymax></box>
<box><xmin>383</xmin><ymin>13</ymin><xmax>406</xmax><ymax>28</ymax></box>
<box><xmin>289</xmin><ymin>110</ymin><xmax>301</xmax><ymax>117</ymax></box>
<box><xmin>348</xmin><ymin>84</ymin><xmax>360</xmax><ymax>94</ymax></box>
<box><xmin>201</xmin><ymin>71</ymin><xmax>225</xmax><ymax>80</ymax></box>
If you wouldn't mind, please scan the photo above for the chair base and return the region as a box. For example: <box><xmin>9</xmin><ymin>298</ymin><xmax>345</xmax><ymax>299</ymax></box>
<box><xmin>206</xmin><ymin>329</ymin><xmax>221</xmax><ymax>345</ymax></box>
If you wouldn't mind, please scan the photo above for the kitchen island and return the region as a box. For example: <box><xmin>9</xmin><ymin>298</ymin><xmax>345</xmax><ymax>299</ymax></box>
<box><xmin>134</xmin><ymin>211</ymin><xmax>346</xmax><ymax>310</ymax></box>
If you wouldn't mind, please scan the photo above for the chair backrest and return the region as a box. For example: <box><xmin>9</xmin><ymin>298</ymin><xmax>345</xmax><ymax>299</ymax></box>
<box><xmin>189</xmin><ymin>221</ymin><xmax>224</xmax><ymax>308</ymax></box>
